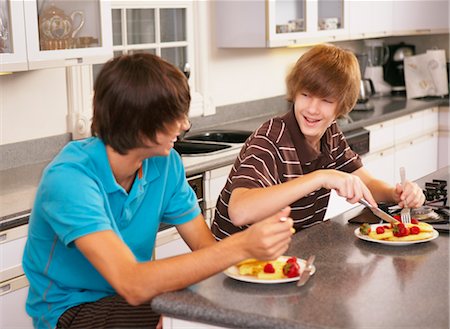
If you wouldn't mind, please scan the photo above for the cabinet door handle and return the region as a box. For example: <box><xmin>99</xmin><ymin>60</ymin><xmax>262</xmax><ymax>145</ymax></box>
<box><xmin>0</xmin><ymin>283</ymin><xmax>11</xmax><ymax>295</ymax></box>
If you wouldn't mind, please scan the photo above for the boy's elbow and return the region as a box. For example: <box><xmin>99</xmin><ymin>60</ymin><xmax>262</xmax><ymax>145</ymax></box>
<box><xmin>228</xmin><ymin>201</ymin><xmax>250</xmax><ymax>227</ymax></box>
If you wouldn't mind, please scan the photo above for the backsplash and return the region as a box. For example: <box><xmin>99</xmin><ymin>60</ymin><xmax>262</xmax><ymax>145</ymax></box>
<box><xmin>0</xmin><ymin>96</ymin><xmax>289</xmax><ymax>171</ymax></box>
<box><xmin>0</xmin><ymin>133</ymin><xmax>71</xmax><ymax>171</ymax></box>
<box><xmin>190</xmin><ymin>95</ymin><xmax>289</xmax><ymax>132</ymax></box>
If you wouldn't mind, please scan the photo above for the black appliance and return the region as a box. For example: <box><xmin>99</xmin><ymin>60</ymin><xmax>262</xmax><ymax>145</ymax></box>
<box><xmin>383</xmin><ymin>42</ymin><xmax>415</xmax><ymax>94</ymax></box>
<box><xmin>344</xmin><ymin>128</ymin><xmax>370</xmax><ymax>156</ymax></box>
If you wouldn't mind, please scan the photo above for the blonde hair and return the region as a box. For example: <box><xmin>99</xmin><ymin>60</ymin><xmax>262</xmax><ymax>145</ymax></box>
<box><xmin>286</xmin><ymin>44</ymin><xmax>360</xmax><ymax>117</ymax></box>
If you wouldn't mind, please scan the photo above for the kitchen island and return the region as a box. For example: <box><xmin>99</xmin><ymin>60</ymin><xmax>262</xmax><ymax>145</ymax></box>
<box><xmin>152</xmin><ymin>166</ymin><xmax>449</xmax><ymax>329</ymax></box>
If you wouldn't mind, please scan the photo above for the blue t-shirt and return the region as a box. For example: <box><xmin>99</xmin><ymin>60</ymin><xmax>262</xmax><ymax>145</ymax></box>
<box><xmin>22</xmin><ymin>137</ymin><xmax>200</xmax><ymax>329</ymax></box>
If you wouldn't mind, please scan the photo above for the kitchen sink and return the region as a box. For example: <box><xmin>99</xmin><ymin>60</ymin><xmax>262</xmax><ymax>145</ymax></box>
<box><xmin>174</xmin><ymin>130</ymin><xmax>252</xmax><ymax>156</ymax></box>
<box><xmin>184</xmin><ymin>130</ymin><xmax>252</xmax><ymax>143</ymax></box>
<box><xmin>173</xmin><ymin>140</ymin><xmax>232</xmax><ymax>155</ymax></box>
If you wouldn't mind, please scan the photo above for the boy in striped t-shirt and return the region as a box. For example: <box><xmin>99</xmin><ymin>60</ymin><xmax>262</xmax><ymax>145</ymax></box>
<box><xmin>212</xmin><ymin>44</ymin><xmax>425</xmax><ymax>240</ymax></box>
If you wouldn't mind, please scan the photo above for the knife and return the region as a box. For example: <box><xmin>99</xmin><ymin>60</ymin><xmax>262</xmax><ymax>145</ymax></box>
<box><xmin>359</xmin><ymin>198</ymin><xmax>398</xmax><ymax>225</ymax></box>
<box><xmin>297</xmin><ymin>255</ymin><xmax>315</xmax><ymax>287</ymax></box>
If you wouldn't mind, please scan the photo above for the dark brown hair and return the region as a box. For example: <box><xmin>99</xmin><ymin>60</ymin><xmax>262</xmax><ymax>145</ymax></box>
<box><xmin>92</xmin><ymin>53</ymin><xmax>190</xmax><ymax>154</ymax></box>
<box><xmin>286</xmin><ymin>43</ymin><xmax>360</xmax><ymax>117</ymax></box>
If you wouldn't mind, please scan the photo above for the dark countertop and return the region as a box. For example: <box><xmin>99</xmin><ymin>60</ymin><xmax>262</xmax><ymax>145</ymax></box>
<box><xmin>191</xmin><ymin>96</ymin><xmax>448</xmax><ymax>134</ymax></box>
<box><xmin>1</xmin><ymin>96</ymin><xmax>448</xmax><ymax>218</ymax></box>
<box><xmin>152</xmin><ymin>166</ymin><xmax>449</xmax><ymax>329</ymax></box>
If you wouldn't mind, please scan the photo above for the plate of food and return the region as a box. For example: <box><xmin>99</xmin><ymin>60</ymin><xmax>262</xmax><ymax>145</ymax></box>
<box><xmin>224</xmin><ymin>255</ymin><xmax>316</xmax><ymax>284</ymax></box>
<box><xmin>355</xmin><ymin>221</ymin><xmax>439</xmax><ymax>246</ymax></box>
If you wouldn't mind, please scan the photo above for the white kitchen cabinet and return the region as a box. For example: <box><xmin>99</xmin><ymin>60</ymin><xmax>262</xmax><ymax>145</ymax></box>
<box><xmin>1</xmin><ymin>0</ymin><xmax>113</xmax><ymax>72</ymax></box>
<box><xmin>0</xmin><ymin>224</ymin><xmax>31</xmax><ymax>328</ymax></box>
<box><xmin>0</xmin><ymin>276</ymin><xmax>32</xmax><ymax>329</ymax></box>
<box><xmin>393</xmin><ymin>111</ymin><xmax>425</xmax><ymax>145</ymax></box>
<box><xmin>348</xmin><ymin>0</ymin><xmax>393</xmax><ymax>39</ymax></box>
<box><xmin>204</xmin><ymin>165</ymin><xmax>232</xmax><ymax>210</ymax></box>
<box><xmin>96</xmin><ymin>1</ymin><xmax>211</xmax><ymax>117</ymax></box>
<box><xmin>363</xmin><ymin>107</ymin><xmax>439</xmax><ymax>187</ymax></box>
<box><xmin>362</xmin><ymin>147</ymin><xmax>395</xmax><ymax>186</ymax></box>
<box><xmin>364</xmin><ymin>119</ymin><xmax>395</xmax><ymax>153</ymax></box>
<box><xmin>163</xmin><ymin>317</ymin><xmax>227</xmax><ymax>329</ymax></box>
<box><xmin>438</xmin><ymin>106</ymin><xmax>449</xmax><ymax>168</ymax></box>
<box><xmin>154</xmin><ymin>227</ymin><xmax>190</xmax><ymax>260</ymax></box>
<box><xmin>394</xmin><ymin>133</ymin><xmax>438</xmax><ymax>182</ymax></box>
<box><xmin>0</xmin><ymin>0</ymin><xmax>28</xmax><ymax>71</ymax></box>
<box><xmin>216</xmin><ymin>0</ymin><xmax>349</xmax><ymax>48</ymax></box>
<box><xmin>392</xmin><ymin>0</ymin><xmax>449</xmax><ymax>35</ymax></box>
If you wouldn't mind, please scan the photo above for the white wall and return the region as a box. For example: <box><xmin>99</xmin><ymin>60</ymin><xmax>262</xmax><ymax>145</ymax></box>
<box><xmin>0</xmin><ymin>1</ymin><xmax>448</xmax><ymax>146</ymax></box>
<box><xmin>0</xmin><ymin>68</ymin><xmax>68</xmax><ymax>144</ymax></box>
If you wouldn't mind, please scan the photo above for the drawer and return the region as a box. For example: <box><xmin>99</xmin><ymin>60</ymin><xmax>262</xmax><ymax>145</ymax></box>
<box><xmin>0</xmin><ymin>275</ymin><xmax>32</xmax><ymax>329</ymax></box>
<box><xmin>365</xmin><ymin>119</ymin><xmax>395</xmax><ymax>153</ymax></box>
<box><xmin>394</xmin><ymin>111</ymin><xmax>424</xmax><ymax>143</ymax></box>
<box><xmin>422</xmin><ymin>107</ymin><xmax>439</xmax><ymax>133</ymax></box>
<box><xmin>1</xmin><ymin>224</ymin><xmax>28</xmax><ymax>282</ymax></box>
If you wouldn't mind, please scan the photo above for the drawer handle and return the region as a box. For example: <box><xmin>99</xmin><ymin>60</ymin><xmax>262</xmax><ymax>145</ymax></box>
<box><xmin>0</xmin><ymin>283</ymin><xmax>11</xmax><ymax>295</ymax></box>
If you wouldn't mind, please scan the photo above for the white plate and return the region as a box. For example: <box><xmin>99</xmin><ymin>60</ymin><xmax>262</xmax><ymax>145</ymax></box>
<box><xmin>224</xmin><ymin>256</ymin><xmax>316</xmax><ymax>284</ymax></box>
<box><xmin>354</xmin><ymin>224</ymin><xmax>439</xmax><ymax>246</ymax></box>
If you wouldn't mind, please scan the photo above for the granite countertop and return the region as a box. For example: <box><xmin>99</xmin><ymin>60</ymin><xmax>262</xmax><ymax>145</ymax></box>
<box><xmin>152</xmin><ymin>167</ymin><xmax>449</xmax><ymax>329</ymax></box>
<box><xmin>1</xmin><ymin>95</ymin><xmax>447</xmax><ymax>218</ymax></box>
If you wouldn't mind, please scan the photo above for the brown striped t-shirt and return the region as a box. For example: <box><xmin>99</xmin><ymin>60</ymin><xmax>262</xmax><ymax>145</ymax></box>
<box><xmin>211</xmin><ymin>107</ymin><xmax>363</xmax><ymax>240</ymax></box>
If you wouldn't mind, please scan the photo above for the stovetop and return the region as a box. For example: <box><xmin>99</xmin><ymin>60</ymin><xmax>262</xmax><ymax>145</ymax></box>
<box><xmin>388</xmin><ymin>178</ymin><xmax>449</xmax><ymax>232</ymax></box>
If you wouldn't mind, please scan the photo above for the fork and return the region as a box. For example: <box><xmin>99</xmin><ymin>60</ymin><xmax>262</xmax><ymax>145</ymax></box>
<box><xmin>399</xmin><ymin>167</ymin><xmax>411</xmax><ymax>224</ymax></box>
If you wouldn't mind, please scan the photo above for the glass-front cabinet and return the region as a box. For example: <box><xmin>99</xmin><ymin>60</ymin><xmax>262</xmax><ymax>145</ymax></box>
<box><xmin>267</xmin><ymin>0</ymin><xmax>347</xmax><ymax>46</ymax></box>
<box><xmin>216</xmin><ymin>0</ymin><xmax>348</xmax><ymax>48</ymax></box>
<box><xmin>0</xmin><ymin>0</ymin><xmax>28</xmax><ymax>71</ymax></box>
<box><xmin>107</xmin><ymin>3</ymin><xmax>191</xmax><ymax>77</ymax></box>
<box><xmin>0</xmin><ymin>0</ymin><xmax>112</xmax><ymax>72</ymax></box>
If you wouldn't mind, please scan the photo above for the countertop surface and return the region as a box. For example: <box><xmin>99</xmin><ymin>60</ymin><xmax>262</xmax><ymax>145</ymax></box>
<box><xmin>152</xmin><ymin>166</ymin><xmax>449</xmax><ymax>329</ymax></box>
<box><xmin>1</xmin><ymin>96</ymin><xmax>447</xmax><ymax>218</ymax></box>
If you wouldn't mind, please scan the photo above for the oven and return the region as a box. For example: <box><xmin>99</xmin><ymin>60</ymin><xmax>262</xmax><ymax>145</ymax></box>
<box><xmin>344</xmin><ymin>128</ymin><xmax>370</xmax><ymax>156</ymax></box>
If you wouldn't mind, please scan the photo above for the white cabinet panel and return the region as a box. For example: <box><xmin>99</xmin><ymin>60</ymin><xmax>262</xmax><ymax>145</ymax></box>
<box><xmin>1</xmin><ymin>225</ymin><xmax>28</xmax><ymax>282</ymax></box>
<box><xmin>392</xmin><ymin>0</ymin><xmax>449</xmax><ymax>35</ymax></box>
<box><xmin>163</xmin><ymin>317</ymin><xmax>228</xmax><ymax>329</ymax></box>
<box><xmin>362</xmin><ymin>147</ymin><xmax>395</xmax><ymax>186</ymax></box>
<box><xmin>0</xmin><ymin>276</ymin><xmax>32</xmax><ymax>329</ymax></box>
<box><xmin>216</xmin><ymin>0</ymin><xmax>349</xmax><ymax>48</ymax></box>
<box><xmin>154</xmin><ymin>228</ymin><xmax>190</xmax><ymax>260</ymax></box>
<box><xmin>366</xmin><ymin>119</ymin><xmax>395</xmax><ymax>153</ymax></box>
<box><xmin>0</xmin><ymin>0</ymin><xmax>28</xmax><ymax>72</ymax></box>
<box><xmin>393</xmin><ymin>111</ymin><xmax>423</xmax><ymax>144</ymax></box>
<box><xmin>422</xmin><ymin>108</ymin><xmax>439</xmax><ymax>134</ymax></box>
<box><xmin>348</xmin><ymin>0</ymin><xmax>393</xmax><ymax>39</ymax></box>
<box><xmin>394</xmin><ymin>133</ymin><xmax>438</xmax><ymax>182</ymax></box>
<box><xmin>438</xmin><ymin>131</ymin><xmax>449</xmax><ymax>168</ymax></box>
<box><xmin>204</xmin><ymin>165</ymin><xmax>232</xmax><ymax>209</ymax></box>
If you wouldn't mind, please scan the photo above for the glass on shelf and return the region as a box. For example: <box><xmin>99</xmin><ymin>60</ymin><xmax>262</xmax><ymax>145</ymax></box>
<box><xmin>317</xmin><ymin>0</ymin><xmax>343</xmax><ymax>31</ymax></box>
<box><xmin>128</xmin><ymin>48</ymin><xmax>157</xmax><ymax>56</ymax></box>
<box><xmin>161</xmin><ymin>46</ymin><xmax>186</xmax><ymax>71</ymax></box>
<box><xmin>126</xmin><ymin>9</ymin><xmax>155</xmax><ymax>45</ymax></box>
<box><xmin>0</xmin><ymin>0</ymin><xmax>11</xmax><ymax>53</ymax></box>
<box><xmin>274</xmin><ymin>0</ymin><xmax>305</xmax><ymax>34</ymax></box>
<box><xmin>112</xmin><ymin>9</ymin><xmax>122</xmax><ymax>46</ymax></box>
<box><xmin>37</xmin><ymin>0</ymin><xmax>102</xmax><ymax>51</ymax></box>
<box><xmin>160</xmin><ymin>8</ymin><xmax>186</xmax><ymax>42</ymax></box>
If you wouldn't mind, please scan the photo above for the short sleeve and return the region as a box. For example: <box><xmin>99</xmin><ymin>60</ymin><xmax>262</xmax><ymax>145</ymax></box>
<box><xmin>161</xmin><ymin>152</ymin><xmax>201</xmax><ymax>226</ymax></box>
<box><xmin>39</xmin><ymin>164</ymin><xmax>113</xmax><ymax>247</ymax></box>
